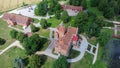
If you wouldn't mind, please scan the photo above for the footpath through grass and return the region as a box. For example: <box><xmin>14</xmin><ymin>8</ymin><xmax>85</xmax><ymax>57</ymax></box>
<box><xmin>0</xmin><ymin>47</ymin><xmax>26</xmax><ymax>68</ymax></box>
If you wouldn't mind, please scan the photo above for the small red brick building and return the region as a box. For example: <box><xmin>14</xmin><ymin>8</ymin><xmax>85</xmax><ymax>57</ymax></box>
<box><xmin>61</xmin><ymin>5</ymin><xmax>83</xmax><ymax>12</ymax></box>
<box><xmin>2</xmin><ymin>13</ymin><xmax>32</xmax><ymax>28</ymax></box>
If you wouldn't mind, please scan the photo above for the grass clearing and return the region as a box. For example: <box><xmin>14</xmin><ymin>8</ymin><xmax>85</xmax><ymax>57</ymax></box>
<box><xmin>0</xmin><ymin>47</ymin><xmax>26</xmax><ymax>68</ymax></box>
<box><xmin>41</xmin><ymin>41</ymin><xmax>50</xmax><ymax>51</ymax></box>
<box><xmin>36</xmin><ymin>28</ymin><xmax>50</xmax><ymax>38</ymax></box>
<box><xmin>0</xmin><ymin>18</ymin><xmax>15</xmax><ymax>50</ymax></box>
<box><xmin>33</xmin><ymin>18</ymin><xmax>40</xmax><ymax>23</ymax></box>
<box><xmin>68</xmin><ymin>49</ymin><xmax>80</xmax><ymax>59</ymax></box>
<box><xmin>70</xmin><ymin>46</ymin><xmax>107</xmax><ymax>68</ymax></box>
<box><xmin>13</xmin><ymin>25</ymin><xmax>23</xmax><ymax>30</ymax></box>
<box><xmin>47</xmin><ymin>17</ymin><xmax>62</xmax><ymax>28</ymax></box>
<box><xmin>41</xmin><ymin>57</ymin><xmax>55</xmax><ymax>68</ymax></box>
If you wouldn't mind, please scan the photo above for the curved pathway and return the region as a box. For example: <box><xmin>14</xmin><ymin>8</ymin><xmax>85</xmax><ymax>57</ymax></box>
<box><xmin>0</xmin><ymin>40</ymin><xmax>24</xmax><ymax>55</ymax></box>
<box><xmin>67</xmin><ymin>35</ymin><xmax>88</xmax><ymax>63</ymax></box>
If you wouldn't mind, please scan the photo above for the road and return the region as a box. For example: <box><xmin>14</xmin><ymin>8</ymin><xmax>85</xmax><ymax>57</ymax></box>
<box><xmin>44</xmin><ymin>39</ymin><xmax>59</xmax><ymax>59</ymax></box>
<box><xmin>67</xmin><ymin>35</ymin><xmax>88</xmax><ymax>62</ymax></box>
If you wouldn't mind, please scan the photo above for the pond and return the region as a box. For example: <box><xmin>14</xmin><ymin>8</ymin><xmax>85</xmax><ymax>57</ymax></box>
<box><xmin>109</xmin><ymin>40</ymin><xmax>120</xmax><ymax>68</ymax></box>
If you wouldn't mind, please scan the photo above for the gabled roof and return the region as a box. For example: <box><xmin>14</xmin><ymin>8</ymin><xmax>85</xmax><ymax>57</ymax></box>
<box><xmin>2</xmin><ymin>13</ymin><xmax>32</xmax><ymax>25</ymax></box>
<box><xmin>55</xmin><ymin>27</ymin><xmax>78</xmax><ymax>56</ymax></box>
<box><xmin>61</xmin><ymin>5</ymin><xmax>83</xmax><ymax>11</ymax></box>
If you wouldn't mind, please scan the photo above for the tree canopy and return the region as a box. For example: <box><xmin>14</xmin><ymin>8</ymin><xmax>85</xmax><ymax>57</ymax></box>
<box><xmin>34</xmin><ymin>1</ymin><xmax>48</xmax><ymax>16</ymax></box>
<box><xmin>97</xmin><ymin>30</ymin><xmax>112</xmax><ymax>46</ymax></box>
<box><xmin>53</xmin><ymin>55</ymin><xmax>69</xmax><ymax>68</ymax></box>
<box><xmin>90</xmin><ymin>0</ymin><xmax>120</xmax><ymax>19</ymax></box>
<box><xmin>30</xmin><ymin>24</ymin><xmax>39</xmax><ymax>32</ymax></box>
<box><xmin>40</xmin><ymin>19</ymin><xmax>49</xmax><ymax>29</ymax></box>
<box><xmin>16</xmin><ymin>32</ymin><xmax>26</xmax><ymax>43</ymax></box>
<box><xmin>27</xmin><ymin>55</ymin><xmax>42</xmax><ymax>68</ymax></box>
<box><xmin>74</xmin><ymin>11</ymin><xmax>88</xmax><ymax>33</ymax></box>
<box><xmin>61</xmin><ymin>11</ymin><xmax>70</xmax><ymax>23</ymax></box>
<box><xmin>23</xmin><ymin>34</ymin><xmax>43</xmax><ymax>55</ymax></box>
<box><xmin>14</xmin><ymin>57</ymin><xmax>25</xmax><ymax>68</ymax></box>
<box><xmin>10</xmin><ymin>29</ymin><xmax>18</xmax><ymax>39</ymax></box>
<box><xmin>69</xmin><ymin>0</ymin><xmax>82</xmax><ymax>6</ymax></box>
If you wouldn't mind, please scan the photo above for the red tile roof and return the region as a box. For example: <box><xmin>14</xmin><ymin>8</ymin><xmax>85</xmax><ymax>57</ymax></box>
<box><xmin>72</xmin><ymin>35</ymin><xmax>78</xmax><ymax>42</ymax></box>
<box><xmin>61</xmin><ymin>5</ymin><xmax>83</xmax><ymax>11</ymax></box>
<box><xmin>55</xmin><ymin>27</ymin><xmax>78</xmax><ymax>56</ymax></box>
<box><xmin>2</xmin><ymin>13</ymin><xmax>32</xmax><ymax>26</ymax></box>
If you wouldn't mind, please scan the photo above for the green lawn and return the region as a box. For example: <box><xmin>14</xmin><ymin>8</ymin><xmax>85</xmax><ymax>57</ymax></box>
<box><xmin>0</xmin><ymin>12</ymin><xmax>3</xmax><ymax>15</ymax></box>
<box><xmin>33</xmin><ymin>18</ymin><xmax>40</xmax><ymax>23</ymax></box>
<box><xmin>41</xmin><ymin>41</ymin><xmax>49</xmax><ymax>51</ymax></box>
<box><xmin>68</xmin><ymin>49</ymin><xmax>80</xmax><ymax>59</ymax></box>
<box><xmin>47</xmin><ymin>17</ymin><xmax>62</xmax><ymax>28</ymax></box>
<box><xmin>41</xmin><ymin>57</ymin><xmax>55</xmax><ymax>68</ymax></box>
<box><xmin>0</xmin><ymin>47</ymin><xmax>26</xmax><ymax>68</ymax></box>
<box><xmin>70</xmin><ymin>46</ymin><xmax>107</xmax><ymax>68</ymax></box>
<box><xmin>13</xmin><ymin>25</ymin><xmax>23</xmax><ymax>30</ymax></box>
<box><xmin>38</xmin><ymin>28</ymin><xmax>50</xmax><ymax>38</ymax></box>
<box><xmin>0</xmin><ymin>18</ymin><xmax>15</xmax><ymax>50</ymax></box>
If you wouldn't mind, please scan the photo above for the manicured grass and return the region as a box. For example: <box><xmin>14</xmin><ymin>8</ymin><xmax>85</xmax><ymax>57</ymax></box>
<box><xmin>41</xmin><ymin>57</ymin><xmax>55</xmax><ymax>68</ymax></box>
<box><xmin>41</xmin><ymin>41</ymin><xmax>49</xmax><ymax>51</ymax></box>
<box><xmin>33</xmin><ymin>18</ymin><xmax>40</xmax><ymax>23</ymax></box>
<box><xmin>47</xmin><ymin>17</ymin><xmax>62</xmax><ymax>28</ymax></box>
<box><xmin>70</xmin><ymin>46</ymin><xmax>107</xmax><ymax>68</ymax></box>
<box><xmin>68</xmin><ymin>49</ymin><xmax>80</xmax><ymax>59</ymax></box>
<box><xmin>0</xmin><ymin>47</ymin><xmax>26</xmax><ymax>68</ymax></box>
<box><xmin>13</xmin><ymin>25</ymin><xmax>23</xmax><ymax>30</ymax></box>
<box><xmin>0</xmin><ymin>19</ymin><xmax>15</xmax><ymax>49</ymax></box>
<box><xmin>38</xmin><ymin>28</ymin><xmax>50</xmax><ymax>38</ymax></box>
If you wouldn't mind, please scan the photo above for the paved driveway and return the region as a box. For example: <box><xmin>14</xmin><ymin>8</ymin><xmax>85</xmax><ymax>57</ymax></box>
<box><xmin>67</xmin><ymin>35</ymin><xmax>88</xmax><ymax>62</ymax></box>
<box><xmin>44</xmin><ymin>39</ymin><xmax>59</xmax><ymax>59</ymax></box>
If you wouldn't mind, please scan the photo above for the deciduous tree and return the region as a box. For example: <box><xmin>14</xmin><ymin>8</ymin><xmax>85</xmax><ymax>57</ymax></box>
<box><xmin>30</xmin><ymin>24</ymin><xmax>39</xmax><ymax>32</ymax></box>
<box><xmin>23</xmin><ymin>34</ymin><xmax>43</xmax><ymax>55</ymax></box>
<box><xmin>34</xmin><ymin>1</ymin><xmax>48</xmax><ymax>16</ymax></box>
<box><xmin>40</xmin><ymin>19</ymin><xmax>48</xmax><ymax>29</ymax></box>
<box><xmin>53</xmin><ymin>55</ymin><xmax>69</xmax><ymax>68</ymax></box>
<box><xmin>27</xmin><ymin>55</ymin><xmax>42</xmax><ymax>68</ymax></box>
<box><xmin>0</xmin><ymin>38</ymin><xmax>6</xmax><ymax>45</ymax></box>
<box><xmin>61</xmin><ymin>11</ymin><xmax>70</xmax><ymax>23</ymax></box>
<box><xmin>10</xmin><ymin>30</ymin><xmax>18</xmax><ymax>39</ymax></box>
<box><xmin>81</xmin><ymin>0</ymin><xmax>87</xmax><ymax>9</ymax></box>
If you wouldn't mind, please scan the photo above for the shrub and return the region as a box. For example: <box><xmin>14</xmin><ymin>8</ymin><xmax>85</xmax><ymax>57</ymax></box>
<box><xmin>10</xmin><ymin>30</ymin><xmax>18</xmax><ymax>39</ymax></box>
<box><xmin>40</xmin><ymin>19</ymin><xmax>48</xmax><ymax>29</ymax></box>
<box><xmin>0</xmin><ymin>38</ymin><xmax>6</xmax><ymax>45</ymax></box>
<box><xmin>30</xmin><ymin>24</ymin><xmax>40</xmax><ymax>32</ymax></box>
